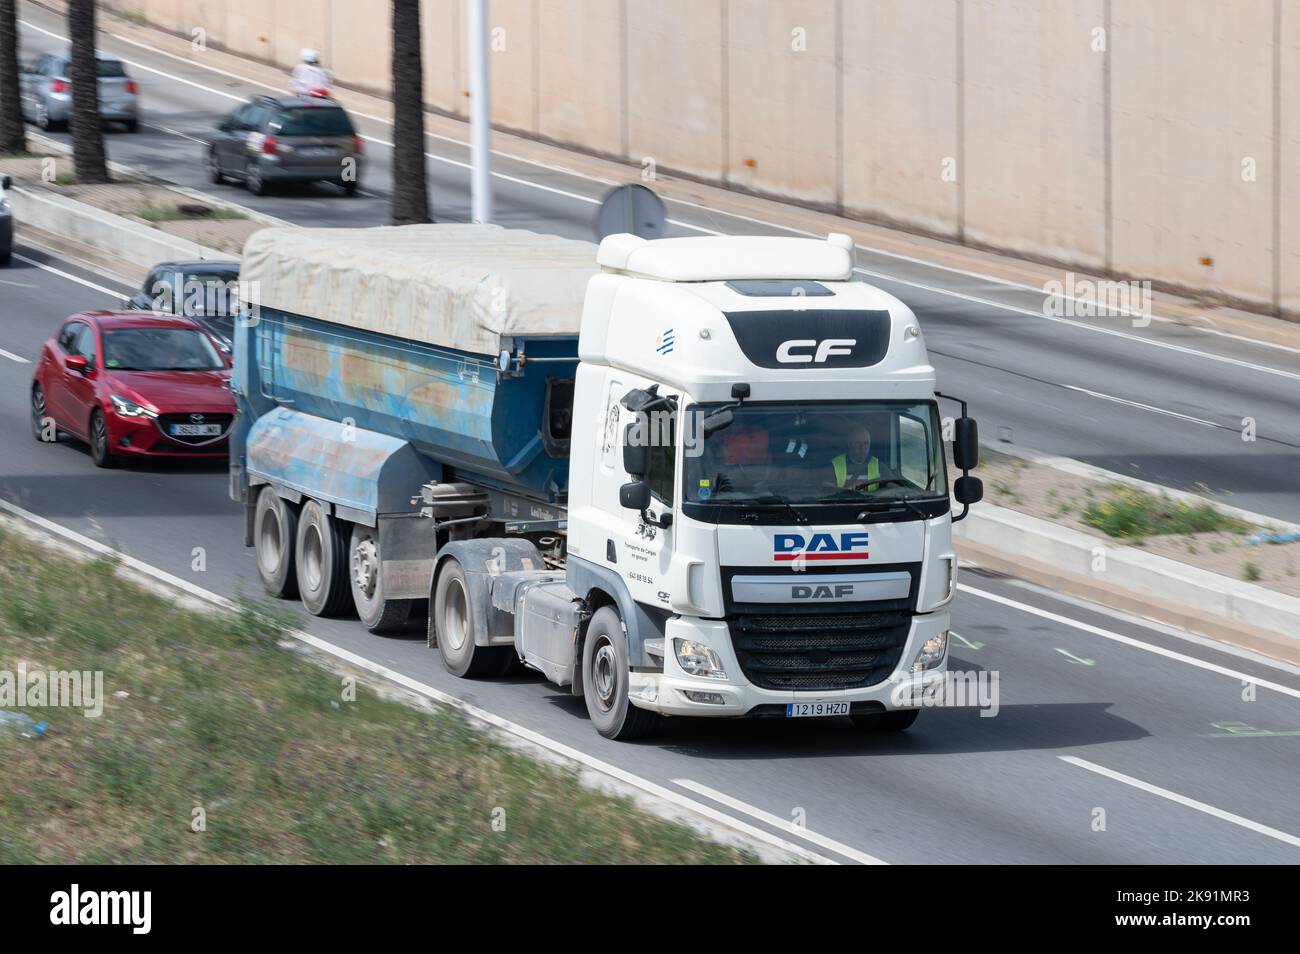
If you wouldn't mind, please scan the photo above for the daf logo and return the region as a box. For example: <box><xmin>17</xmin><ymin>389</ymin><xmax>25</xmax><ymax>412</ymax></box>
<box><xmin>189</xmin><ymin>413</ymin><xmax>205</xmax><ymax>424</ymax></box>
<box><xmin>792</xmin><ymin>584</ymin><xmax>854</xmax><ymax>599</ymax></box>
<box><xmin>775</xmin><ymin>338</ymin><xmax>856</xmax><ymax>364</ymax></box>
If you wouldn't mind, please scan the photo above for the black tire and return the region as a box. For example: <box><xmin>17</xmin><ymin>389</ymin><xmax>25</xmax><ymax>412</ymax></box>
<box><xmin>30</xmin><ymin>382</ymin><xmax>54</xmax><ymax>442</ymax></box>
<box><xmin>0</xmin><ymin>250</ymin><xmax>10</xmax><ymax>266</ymax></box>
<box><xmin>348</xmin><ymin>523</ymin><xmax>412</xmax><ymax>634</ymax></box>
<box><xmin>254</xmin><ymin>488</ymin><xmax>298</xmax><ymax>599</ymax></box>
<box><xmin>432</xmin><ymin>559</ymin><xmax>506</xmax><ymax>677</ymax></box>
<box><xmin>850</xmin><ymin>708</ymin><xmax>920</xmax><ymax>732</ymax></box>
<box><xmin>246</xmin><ymin>162</ymin><xmax>269</xmax><ymax>196</ymax></box>
<box><xmin>88</xmin><ymin>408</ymin><xmax>117</xmax><ymax>468</ymax></box>
<box><xmin>342</xmin><ymin>178</ymin><xmax>358</xmax><ymax>196</ymax></box>
<box><xmin>124</xmin><ymin>119</ymin><xmax>139</xmax><ymax>133</ymax></box>
<box><xmin>207</xmin><ymin>149</ymin><xmax>225</xmax><ymax>184</ymax></box>
<box><xmin>581</xmin><ymin>606</ymin><xmax>659</xmax><ymax>740</ymax></box>
<box><xmin>295</xmin><ymin>500</ymin><xmax>352</xmax><ymax>616</ymax></box>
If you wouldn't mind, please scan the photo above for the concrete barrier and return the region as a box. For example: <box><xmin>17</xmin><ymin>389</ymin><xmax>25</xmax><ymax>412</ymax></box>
<box><xmin>956</xmin><ymin>503</ymin><xmax>1300</xmax><ymax>646</ymax></box>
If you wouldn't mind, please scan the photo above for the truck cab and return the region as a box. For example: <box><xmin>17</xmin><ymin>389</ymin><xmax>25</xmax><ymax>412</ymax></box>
<box><xmin>558</xmin><ymin>232</ymin><xmax>979</xmax><ymax>735</ymax></box>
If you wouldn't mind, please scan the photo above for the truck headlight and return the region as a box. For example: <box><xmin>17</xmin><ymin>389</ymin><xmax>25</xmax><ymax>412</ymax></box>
<box><xmin>110</xmin><ymin>394</ymin><xmax>156</xmax><ymax>418</ymax></box>
<box><xmin>911</xmin><ymin>631</ymin><xmax>948</xmax><ymax>672</ymax></box>
<box><xmin>674</xmin><ymin>639</ymin><xmax>727</xmax><ymax>680</ymax></box>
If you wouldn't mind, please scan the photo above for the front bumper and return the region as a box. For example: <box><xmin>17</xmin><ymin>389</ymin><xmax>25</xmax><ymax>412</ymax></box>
<box><xmin>629</xmin><ymin>611</ymin><xmax>950</xmax><ymax>717</ymax></box>
<box><xmin>105</xmin><ymin>409</ymin><xmax>230</xmax><ymax>458</ymax></box>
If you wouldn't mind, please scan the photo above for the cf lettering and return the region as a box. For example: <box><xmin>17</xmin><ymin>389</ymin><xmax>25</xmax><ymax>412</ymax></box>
<box><xmin>775</xmin><ymin>338</ymin><xmax>856</xmax><ymax>364</ymax></box>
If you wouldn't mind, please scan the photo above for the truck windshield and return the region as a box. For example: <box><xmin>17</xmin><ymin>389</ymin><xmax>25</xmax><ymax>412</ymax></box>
<box><xmin>683</xmin><ymin>400</ymin><xmax>946</xmax><ymax>505</ymax></box>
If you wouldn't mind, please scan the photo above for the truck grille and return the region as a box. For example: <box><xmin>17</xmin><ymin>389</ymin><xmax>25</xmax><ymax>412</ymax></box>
<box><xmin>729</xmin><ymin>610</ymin><xmax>911</xmax><ymax>692</ymax></box>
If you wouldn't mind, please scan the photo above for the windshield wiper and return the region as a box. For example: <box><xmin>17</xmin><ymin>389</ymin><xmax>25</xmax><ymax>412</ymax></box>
<box><xmin>751</xmin><ymin>494</ymin><xmax>809</xmax><ymax>525</ymax></box>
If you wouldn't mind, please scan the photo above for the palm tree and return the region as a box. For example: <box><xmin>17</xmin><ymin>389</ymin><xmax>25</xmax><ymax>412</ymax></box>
<box><xmin>390</xmin><ymin>0</ymin><xmax>430</xmax><ymax>224</ymax></box>
<box><xmin>0</xmin><ymin>0</ymin><xmax>26</xmax><ymax>154</ymax></box>
<box><xmin>68</xmin><ymin>0</ymin><xmax>108</xmax><ymax>182</ymax></box>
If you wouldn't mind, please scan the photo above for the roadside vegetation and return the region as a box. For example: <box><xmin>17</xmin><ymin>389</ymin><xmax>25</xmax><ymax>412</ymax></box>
<box><xmin>135</xmin><ymin>202</ymin><xmax>248</xmax><ymax>223</ymax></box>
<box><xmin>1082</xmin><ymin>485</ymin><xmax>1250</xmax><ymax>540</ymax></box>
<box><xmin>0</xmin><ymin>525</ymin><xmax>755</xmax><ymax>864</ymax></box>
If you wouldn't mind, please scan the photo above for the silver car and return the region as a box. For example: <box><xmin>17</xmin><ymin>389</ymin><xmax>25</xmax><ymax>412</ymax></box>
<box><xmin>19</xmin><ymin>52</ymin><xmax>140</xmax><ymax>133</ymax></box>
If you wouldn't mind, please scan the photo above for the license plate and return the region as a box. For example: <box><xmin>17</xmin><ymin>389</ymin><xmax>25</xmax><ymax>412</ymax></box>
<box><xmin>786</xmin><ymin>701</ymin><xmax>850</xmax><ymax>718</ymax></box>
<box><xmin>171</xmin><ymin>423</ymin><xmax>222</xmax><ymax>437</ymax></box>
<box><xmin>299</xmin><ymin>147</ymin><xmax>334</xmax><ymax>157</ymax></box>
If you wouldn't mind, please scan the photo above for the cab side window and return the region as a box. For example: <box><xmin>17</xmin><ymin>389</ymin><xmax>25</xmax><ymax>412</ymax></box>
<box><xmin>75</xmin><ymin>325</ymin><xmax>97</xmax><ymax>367</ymax></box>
<box><xmin>646</xmin><ymin>409</ymin><xmax>677</xmax><ymax>505</ymax></box>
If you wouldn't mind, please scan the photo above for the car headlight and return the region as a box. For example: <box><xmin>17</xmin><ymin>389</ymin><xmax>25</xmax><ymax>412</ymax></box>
<box><xmin>674</xmin><ymin>638</ymin><xmax>727</xmax><ymax>680</ymax></box>
<box><xmin>110</xmin><ymin>394</ymin><xmax>156</xmax><ymax>418</ymax></box>
<box><xmin>912</xmin><ymin>631</ymin><xmax>948</xmax><ymax>672</ymax></box>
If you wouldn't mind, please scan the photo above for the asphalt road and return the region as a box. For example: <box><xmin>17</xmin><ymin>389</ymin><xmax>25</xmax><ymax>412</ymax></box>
<box><xmin>16</xmin><ymin>5</ymin><xmax>1300</xmax><ymax>523</ymax></box>
<box><xmin>3</xmin><ymin>8</ymin><xmax>1300</xmax><ymax>863</ymax></box>
<box><xmin>3</xmin><ymin>228</ymin><xmax>1300</xmax><ymax>865</ymax></box>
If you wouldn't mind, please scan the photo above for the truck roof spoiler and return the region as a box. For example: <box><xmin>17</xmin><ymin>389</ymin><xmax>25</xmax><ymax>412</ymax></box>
<box><xmin>596</xmin><ymin>232</ymin><xmax>856</xmax><ymax>283</ymax></box>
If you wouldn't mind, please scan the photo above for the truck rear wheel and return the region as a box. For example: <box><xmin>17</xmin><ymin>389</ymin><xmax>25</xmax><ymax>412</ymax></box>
<box><xmin>254</xmin><ymin>488</ymin><xmax>298</xmax><ymax>599</ymax></box>
<box><xmin>582</xmin><ymin>607</ymin><xmax>659</xmax><ymax>740</ymax></box>
<box><xmin>296</xmin><ymin>500</ymin><xmax>352</xmax><ymax>616</ymax></box>
<box><xmin>349</xmin><ymin>523</ymin><xmax>412</xmax><ymax>633</ymax></box>
<box><xmin>433</xmin><ymin>558</ymin><xmax>507</xmax><ymax>677</ymax></box>
<box><xmin>851</xmin><ymin>709</ymin><xmax>920</xmax><ymax>732</ymax></box>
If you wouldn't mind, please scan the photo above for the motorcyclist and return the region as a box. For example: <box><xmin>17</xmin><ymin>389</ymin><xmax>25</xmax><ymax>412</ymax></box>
<box><xmin>289</xmin><ymin>48</ymin><xmax>333</xmax><ymax>97</ymax></box>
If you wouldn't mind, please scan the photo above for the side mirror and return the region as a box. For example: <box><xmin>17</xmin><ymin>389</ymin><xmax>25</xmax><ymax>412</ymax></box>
<box><xmin>622</xmin><ymin>423</ymin><xmax>649</xmax><ymax>477</ymax></box>
<box><xmin>619</xmin><ymin>480</ymin><xmax>650</xmax><ymax>512</ymax></box>
<box><xmin>953</xmin><ymin>416</ymin><xmax>979</xmax><ymax>471</ymax></box>
<box><xmin>954</xmin><ymin>475</ymin><xmax>983</xmax><ymax>506</ymax></box>
<box><xmin>64</xmin><ymin>355</ymin><xmax>89</xmax><ymax>373</ymax></box>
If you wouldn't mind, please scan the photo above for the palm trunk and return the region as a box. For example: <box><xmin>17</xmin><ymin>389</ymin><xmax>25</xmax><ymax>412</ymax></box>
<box><xmin>390</xmin><ymin>0</ymin><xmax>430</xmax><ymax>224</ymax></box>
<box><xmin>68</xmin><ymin>0</ymin><xmax>108</xmax><ymax>182</ymax></box>
<box><xmin>0</xmin><ymin>0</ymin><xmax>26</xmax><ymax>154</ymax></box>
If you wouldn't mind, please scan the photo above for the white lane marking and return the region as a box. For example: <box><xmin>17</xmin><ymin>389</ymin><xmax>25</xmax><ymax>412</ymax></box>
<box><xmin>959</xmin><ymin>583</ymin><xmax>1300</xmax><ymax>700</ymax></box>
<box><xmin>856</xmin><ymin>265</ymin><xmax>1300</xmax><ymax>384</ymax></box>
<box><xmin>11</xmin><ymin>253</ymin><xmax>131</xmax><ymax>301</ymax></box>
<box><xmin>1060</xmin><ymin>756</ymin><xmax>1300</xmax><ymax>849</ymax></box>
<box><xmin>141</xmin><ymin>120</ymin><xmax>208</xmax><ymax>145</ymax></box>
<box><xmin>0</xmin><ymin>496</ymin><xmax>831</xmax><ymax>865</ymax></box>
<box><xmin>673</xmin><ymin>778</ymin><xmax>885</xmax><ymax>865</ymax></box>
<box><xmin>0</xmin><ymin>278</ymin><xmax>38</xmax><ymax>288</ymax></box>
<box><xmin>1059</xmin><ymin>383</ymin><xmax>1224</xmax><ymax>429</ymax></box>
<box><xmin>0</xmin><ymin>348</ymin><xmax>31</xmax><ymax>364</ymax></box>
<box><xmin>23</xmin><ymin>22</ymin><xmax>1300</xmax><ymax>381</ymax></box>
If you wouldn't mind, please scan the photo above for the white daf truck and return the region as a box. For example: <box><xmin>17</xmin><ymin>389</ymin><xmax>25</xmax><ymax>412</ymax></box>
<box><xmin>233</xmin><ymin>225</ymin><xmax>983</xmax><ymax>740</ymax></box>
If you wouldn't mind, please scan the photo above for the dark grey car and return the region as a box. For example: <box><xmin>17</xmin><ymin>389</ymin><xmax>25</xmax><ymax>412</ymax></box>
<box><xmin>206</xmin><ymin>95</ymin><xmax>362</xmax><ymax>196</ymax></box>
<box><xmin>125</xmin><ymin>261</ymin><xmax>242</xmax><ymax>351</ymax></box>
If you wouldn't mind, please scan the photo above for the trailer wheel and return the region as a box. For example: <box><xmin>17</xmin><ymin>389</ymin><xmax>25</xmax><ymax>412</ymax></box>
<box><xmin>349</xmin><ymin>523</ymin><xmax>412</xmax><ymax>634</ymax></box>
<box><xmin>254</xmin><ymin>488</ymin><xmax>298</xmax><ymax>599</ymax></box>
<box><xmin>581</xmin><ymin>607</ymin><xmax>659</xmax><ymax>740</ymax></box>
<box><xmin>433</xmin><ymin>558</ymin><xmax>506</xmax><ymax>677</ymax></box>
<box><xmin>295</xmin><ymin>500</ymin><xmax>352</xmax><ymax>616</ymax></box>
<box><xmin>850</xmin><ymin>709</ymin><xmax>920</xmax><ymax>732</ymax></box>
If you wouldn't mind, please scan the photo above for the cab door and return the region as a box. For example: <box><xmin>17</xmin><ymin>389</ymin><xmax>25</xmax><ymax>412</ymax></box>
<box><xmin>612</xmin><ymin>380</ymin><xmax>678</xmax><ymax>613</ymax></box>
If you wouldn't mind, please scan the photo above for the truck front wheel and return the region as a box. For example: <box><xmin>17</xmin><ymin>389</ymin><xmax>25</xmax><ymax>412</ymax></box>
<box><xmin>581</xmin><ymin>607</ymin><xmax>659</xmax><ymax>741</ymax></box>
<box><xmin>349</xmin><ymin>523</ymin><xmax>412</xmax><ymax>634</ymax></box>
<box><xmin>254</xmin><ymin>488</ymin><xmax>298</xmax><ymax>599</ymax></box>
<box><xmin>433</xmin><ymin>558</ymin><xmax>507</xmax><ymax>677</ymax></box>
<box><xmin>295</xmin><ymin>500</ymin><xmax>352</xmax><ymax>616</ymax></box>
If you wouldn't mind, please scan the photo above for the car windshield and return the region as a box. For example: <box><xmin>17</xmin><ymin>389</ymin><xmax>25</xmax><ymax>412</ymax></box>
<box><xmin>103</xmin><ymin>328</ymin><xmax>223</xmax><ymax>371</ymax></box>
<box><xmin>274</xmin><ymin>107</ymin><xmax>352</xmax><ymax>136</ymax></box>
<box><xmin>683</xmin><ymin>400</ymin><xmax>946</xmax><ymax>505</ymax></box>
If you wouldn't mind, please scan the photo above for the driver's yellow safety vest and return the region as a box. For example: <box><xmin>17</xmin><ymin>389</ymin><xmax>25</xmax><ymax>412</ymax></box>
<box><xmin>832</xmin><ymin>453</ymin><xmax>880</xmax><ymax>490</ymax></box>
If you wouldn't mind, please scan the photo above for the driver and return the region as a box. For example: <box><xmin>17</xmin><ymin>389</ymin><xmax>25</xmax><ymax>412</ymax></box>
<box><xmin>829</xmin><ymin>422</ymin><xmax>882</xmax><ymax>492</ymax></box>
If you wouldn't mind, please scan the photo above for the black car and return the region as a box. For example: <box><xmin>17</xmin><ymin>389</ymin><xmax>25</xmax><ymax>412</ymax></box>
<box><xmin>126</xmin><ymin>261</ymin><xmax>241</xmax><ymax>350</ymax></box>
<box><xmin>1</xmin><ymin>174</ymin><xmax>13</xmax><ymax>266</ymax></box>
<box><xmin>206</xmin><ymin>94</ymin><xmax>363</xmax><ymax>196</ymax></box>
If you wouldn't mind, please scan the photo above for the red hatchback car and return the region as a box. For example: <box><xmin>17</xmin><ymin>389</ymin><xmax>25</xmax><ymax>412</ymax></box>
<box><xmin>30</xmin><ymin>310</ymin><xmax>235</xmax><ymax>466</ymax></box>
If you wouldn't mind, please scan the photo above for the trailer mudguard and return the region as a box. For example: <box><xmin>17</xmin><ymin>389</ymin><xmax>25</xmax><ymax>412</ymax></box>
<box><xmin>431</xmin><ymin>538</ymin><xmax>548</xmax><ymax>647</ymax></box>
<box><xmin>245</xmin><ymin>406</ymin><xmax>441</xmax><ymax>524</ymax></box>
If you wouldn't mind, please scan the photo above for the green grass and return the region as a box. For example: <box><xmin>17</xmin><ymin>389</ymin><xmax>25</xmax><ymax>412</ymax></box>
<box><xmin>135</xmin><ymin>202</ymin><xmax>247</xmax><ymax>223</ymax></box>
<box><xmin>0</xmin><ymin>526</ymin><xmax>756</xmax><ymax>864</ymax></box>
<box><xmin>1082</xmin><ymin>485</ymin><xmax>1250</xmax><ymax>539</ymax></box>
<box><xmin>1243</xmin><ymin>560</ymin><xmax>1262</xmax><ymax>583</ymax></box>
